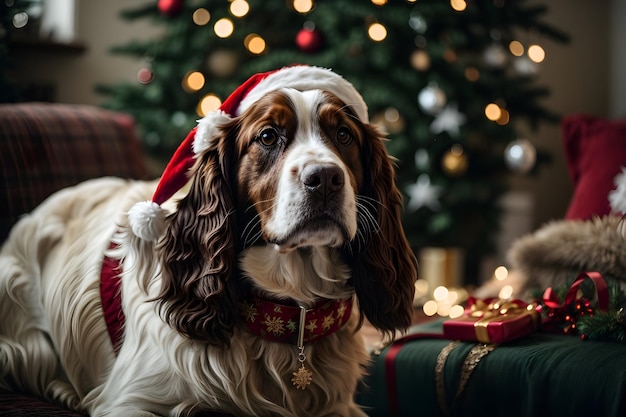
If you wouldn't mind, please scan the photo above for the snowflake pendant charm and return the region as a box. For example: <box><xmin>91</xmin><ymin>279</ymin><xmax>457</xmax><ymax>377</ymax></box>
<box><xmin>291</xmin><ymin>364</ymin><xmax>313</xmax><ymax>390</ymax></box>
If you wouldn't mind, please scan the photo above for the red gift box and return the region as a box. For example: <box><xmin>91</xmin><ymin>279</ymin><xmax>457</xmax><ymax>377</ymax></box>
<box><xmin>443</xmin><ymin>298</ymin><xmax>540</xmax><ymax>344</ymax></box>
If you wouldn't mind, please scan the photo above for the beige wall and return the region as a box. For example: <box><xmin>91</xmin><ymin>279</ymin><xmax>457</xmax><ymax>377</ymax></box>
<box><xmin>611</xmin><ymin>0</ymin><xmax>626</xmax><ymax>118</ymax></box>
<box><xmin>15</xmin><ymin>0</ymin><xmax>161</xmax><ymax>105</ymax></box>
<box><xmin>13</xmin><ymin>0</ymin><xmax>622</xmax><ymax>230</ymax></box>
<box><xmin>515</xmin><ymin>0</ymin><xmax>612</xmax><ymax>228</ymax></box>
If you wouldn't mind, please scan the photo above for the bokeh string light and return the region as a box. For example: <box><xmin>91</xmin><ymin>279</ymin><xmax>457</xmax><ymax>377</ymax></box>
<box><xmin>527</xmin><ymin>44</ymin><xmax>545</xmax><ymax>63</ymax></box>
<box><xmin>450</xmin><ymin>0</ymin><xmax>467</xmax><ymax>12</ymax></box>
<box><xmin>230</xmin><ymin>0</ymin><xmax>250</xmax><ymax>18</ymax></box>
<box><xmin>509</xmin><ymin>40</ymin><xmax>524</xmax><ymax>56</ymax></box>
<box><xmin>244</xmin><ymin>33</ymin><xmax>266</xmax><ymax>55</ymax></box>
<box><xmin>367</xmin><ymin>22</ymin><xmax>387</xmax><ymax>42</ymax></box>
<box><xmin>293</xmin><ymin>0</ymin><xmax>314</xmax><ymax>14</ymax></box>
<box><xmin>182</xmin><ymin>71</ymin><xmax>205</xmax><ymax>92</ymax></box>
<box><xmin>214</xmin><ymin>18</ymin><xmax>234</xmax><ymax>38</ymax></box>
<box><xmin>192</xmin><ymin>8</ymin><xmax>210</xmax><ymax>26</ymax></box>
<box><xmin>196</xmin><ymin>93</ymin><xmax>221</xmax><ymax>117</ymax></box>
<box><xmin>417</xmin><ymin>265</ymin><xmax>518</xmax><ymax>318</ymax></box>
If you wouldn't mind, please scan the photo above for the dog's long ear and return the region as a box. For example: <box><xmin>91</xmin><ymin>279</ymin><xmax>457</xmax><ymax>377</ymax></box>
<box><xmin>156</xmin><ymin>124</ymin><xmax>239</xmax><ymax>347</ymax></box>
<box><xmin>351</xmin><ymin>125</ymin><xmax>417</xmax><ymax>333</ymax></box>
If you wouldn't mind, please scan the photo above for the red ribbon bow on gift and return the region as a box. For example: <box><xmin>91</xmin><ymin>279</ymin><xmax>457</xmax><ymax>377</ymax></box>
<box><xmin>541</xmin><ymin>271</ymin><xmax>609</xmax><ymax>335</ymax></box>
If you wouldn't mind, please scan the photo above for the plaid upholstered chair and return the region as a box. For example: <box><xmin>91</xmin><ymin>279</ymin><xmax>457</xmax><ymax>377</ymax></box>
<box><xmin>0</xmin><ymin>102</ymin><xmax>150</xmax><ymax>243</ymax></box>
<box><xmin>0</xmin><ymin>102</ymin><xmax>150</xmax><ymax>416</ymax></box>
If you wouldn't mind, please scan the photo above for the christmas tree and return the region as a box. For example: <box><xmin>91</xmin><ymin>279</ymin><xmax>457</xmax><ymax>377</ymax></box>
<box><xmin>98</xmin><ymin>0</ymin><xmax>568</xmax><ymax>279</ymax></box>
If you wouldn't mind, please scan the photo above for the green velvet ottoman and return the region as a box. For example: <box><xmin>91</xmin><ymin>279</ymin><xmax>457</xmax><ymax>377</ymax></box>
<box><xmin>357</xmin><ymin>320</ymin><xmax>626</xmax><ymax>417</ymax></box>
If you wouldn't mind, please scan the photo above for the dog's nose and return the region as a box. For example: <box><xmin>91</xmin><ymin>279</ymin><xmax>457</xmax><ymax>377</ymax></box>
<box><xmin>301</xmin><ymin>164</ymin><xmax>344</xmax><ymax>198</ymax></box>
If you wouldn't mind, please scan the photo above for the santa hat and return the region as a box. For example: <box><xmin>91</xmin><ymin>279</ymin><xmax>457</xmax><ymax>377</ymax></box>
<box><xmin>128</xmin><ymin>66</ymin><xmax>369</xmax><ymax>241</ymax></box>
<box><xmin>609</xmin><ymin>166</ymin><xmax>626</xmax><ymax>215</ymax></box>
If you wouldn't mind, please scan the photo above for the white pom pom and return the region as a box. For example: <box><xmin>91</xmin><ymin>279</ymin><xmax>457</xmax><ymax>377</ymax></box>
<box><xmin>128</xmin><ymin>200</ymin><xmax>167</xmax><ymax>242</ymax></box>
<box><xmin>194</xmin><ymin>110</ymin><xmax>232</xmax><ymax>154</ymax></box>
<box><xmin>609</xmin><ymin>166</ymin><xmax>626</xmax><ymax>215</ymax></box>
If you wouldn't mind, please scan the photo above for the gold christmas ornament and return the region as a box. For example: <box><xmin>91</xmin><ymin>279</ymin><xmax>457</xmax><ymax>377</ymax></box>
<box><xmin>442</xmin><ymin>145</ymin><xmax>468</xmax><ymax>176</ymax></box>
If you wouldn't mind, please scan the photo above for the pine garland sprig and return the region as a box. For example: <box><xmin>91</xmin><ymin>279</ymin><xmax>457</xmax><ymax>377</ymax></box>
<box><xmin>577</xmin><ymin>282</ymin><xmax>626</xmax><ymax>343</ymax></box>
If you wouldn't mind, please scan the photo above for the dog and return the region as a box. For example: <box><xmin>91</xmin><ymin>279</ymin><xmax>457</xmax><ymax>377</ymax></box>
<box><xmin>0</xmin><ymin>66</ymin><xmax>417</xmax><ymax>416</ymax></box>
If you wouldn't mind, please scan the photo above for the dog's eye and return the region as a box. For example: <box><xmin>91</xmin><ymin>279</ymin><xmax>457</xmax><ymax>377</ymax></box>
<box><xmin>336</xmin><ymin>126</ymin><xmax>353</xmax><ymax>145</ymax></box>
<box><xmin>257</xmin><ymin>128</ymin><xmax>279</xmax><ymax>147</ymax></box>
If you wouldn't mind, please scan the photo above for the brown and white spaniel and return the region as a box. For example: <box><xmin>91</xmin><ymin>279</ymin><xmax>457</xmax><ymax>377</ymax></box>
<box><xmin>0</xmin><ymin>67</ymin><xmax>416</xmax><ymax>417</ymax></box>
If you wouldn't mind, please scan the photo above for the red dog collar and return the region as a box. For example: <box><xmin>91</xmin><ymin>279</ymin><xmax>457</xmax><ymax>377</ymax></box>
<box><xmin>243</xmin><ymin>293</ymin><xmax>353</xmax><ymax>344</ymax></box>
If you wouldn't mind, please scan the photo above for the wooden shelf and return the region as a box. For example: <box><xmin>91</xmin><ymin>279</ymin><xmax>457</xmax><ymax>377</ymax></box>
<box><xmin>11</xmin><ymin>37</ymin><xmax>87</xmax><ymax>54</ymax></box>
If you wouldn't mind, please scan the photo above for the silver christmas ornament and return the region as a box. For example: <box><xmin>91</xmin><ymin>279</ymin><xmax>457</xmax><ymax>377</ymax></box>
<box><xmin>418</xmin><ymin>83</ymin><xmax>446</xmax><ymax>115</ymax></box>
<box><xmin>504</xmin><ymin>138</ymin><xmax>536</xmax><ymax>174</ymax></box>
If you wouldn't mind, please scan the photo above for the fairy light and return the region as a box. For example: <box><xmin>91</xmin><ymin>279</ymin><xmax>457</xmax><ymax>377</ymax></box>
<box><xmin>499</xmin><ymin>285</ymin><xmax>514</xmax><ymax>300</ymax></box>
<box><xmin>415</xmin><ymin>279</ymin><xmax>429</xmax><ymax>295</ymax></box>
<box><xmin>465</xmin><ymin>66</ymin><xmax>480</xmax><ymax>82</ymax></box>
<box><xmin>197</xmin><ymin>93</ymin><xmax>222</xmax><ymax>117</ymax></box>
<box><xmin>449</xmin><ymin>304</ymin><xmax>465</xmax><ymax>319</ymax></box>
<box><xmin>293</xmin><ymin>0</ymin><xmax>314</xmax><ymax>14</ymax></box>
<box><xmin>443</xmin><ymin>49</ymin><xmax>457</xmax><ymax>63</ymax></box>
<box><xmin>421</xmin><ymin>284</ymin><xmax>470</xmax><ymax>318</ymax></box>
<box><xmin>411</xmin><ymin>50</ymin><xmax>430</xmax><ymax>71</ymax></box>
<box><xmin>494</xmin><ymin>265</ymin><xmax>509</xmax><ymax>281</ymax></box>
<box><xmin>384</xmin><ymin>107</ymin><xmax>400</xmax><ymax>124</ymax></box>
<box><xmin>371</xmin><ymin>0</ymin><xmax>387</xmax><ymax>5</ymax></box>
<box><xmin>509</xmin><ymin>40</ymin><xmax>524</xmax><ymax>57</ymax></box>
<box><xmin>437</xmin><ymin>302</ymin><xmax>451</xmax><ymax>317</ymax></box>
<box><xmin>496</xmin><ymin>108</ymin><xmax>510</xmax><ymax>125</ymax></box>
<box><xmin>528</xmin><ymin>44</ymin><xmax>546</xmax><ymax>63</ymax></box>
<box><xmin>433</xmin><ymin>286</ymin><xmax>449</xmax><ymax>301</ymax></box>
<box><xmin>182</xmin><ymin>71</ymin><xmax>205</xmax><ymax>92</ymax></box>
<box><xmin>423</xmin><ymin>300</ymin><xmax>438</xmax><ymax>316</ymax></box>
<box><xmin>192</xmin><ymin>8</ymin><xmax>210</xmax><ymax>26</ymax></box>
<box><xmin>484</xmin><ymin>103</ymin><xmax>501</xmax><ymax>121</ymax></box>
<box><xmin>214</xmin><ymin>18</ymin><xmax>234</xmax><ymax>38</ymax></box>
<box><xmin>230</xmin><ymin>0</ymin><xmax>250</xmax><ymax>18</ymax></box>
<box><xmin>367</xmin><ymin>22</ymin><xmax>387</xmax><ymax>42</ymax></box>
<box><xmin>244</xmin><ymin>33</ymin><xmax>266</xmax><ymax>55</ymax></box>
<box><xmin>450</xmin><ymin>0</ymin><xmax>467</xmax><ymax>12</ymax></box>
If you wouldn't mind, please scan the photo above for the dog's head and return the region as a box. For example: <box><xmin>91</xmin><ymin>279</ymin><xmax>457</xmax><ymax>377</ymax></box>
<box><xmin>138</xmin><ymin>67</ymin><xmax>417</xmax><ymax>345</ymax></box>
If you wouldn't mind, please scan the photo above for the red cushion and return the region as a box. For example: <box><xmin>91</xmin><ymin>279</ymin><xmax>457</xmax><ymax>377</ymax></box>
<box><xmin>562</xmin><ymin>114</ymin><xmax>626</xmax><ymax>220</ymax></box>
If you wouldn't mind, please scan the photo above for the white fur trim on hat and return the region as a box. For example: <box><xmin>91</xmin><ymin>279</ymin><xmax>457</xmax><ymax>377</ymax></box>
<box><xmin>237</xmin><ymin>66</ymin><xmax>369</xmax><ymax>123</ymax></box>
<box><xmin>194</xmin><ymin>110</ymin><xmax>233</xmax><ymax>154</ymax></box>
<box><xmin>128</xmin><ymin>200</ymin><xmax>167</xmax><ymax>242</ymax></box>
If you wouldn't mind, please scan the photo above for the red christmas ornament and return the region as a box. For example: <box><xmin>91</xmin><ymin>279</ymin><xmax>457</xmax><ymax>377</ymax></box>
<box><xmin>158</xmin><ymin>0</ymin><xmax>184</xmax><ymax>17</ymax></box>
<box><xmin>137</xmin><ymin>67</ymin><xmax>155</xmax><ymax>85</ymax></box>
<box><xmin>296</xmin><ymin>27</ymin><xmax>323</xmax><ymax>53</ymax></box>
